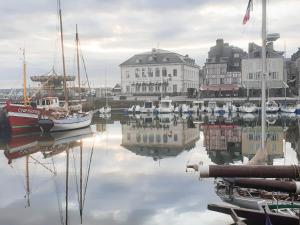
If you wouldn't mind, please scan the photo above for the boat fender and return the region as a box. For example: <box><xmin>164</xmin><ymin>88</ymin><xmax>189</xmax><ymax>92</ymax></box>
<box><xmin>199</xmin><ymin>165</ymin><xmax>209</xmax><ymax>178</ymax></box>
<box><xmin>296</xmin><ymin>182</ymin><xmax>300</xmax><ymax>194</ymax></box>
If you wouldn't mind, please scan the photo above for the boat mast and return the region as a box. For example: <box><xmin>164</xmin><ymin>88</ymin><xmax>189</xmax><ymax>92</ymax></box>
<box><xmin>76</xmin><ymin>24</ymin><xmax>82</xmax><ymax>106</ymax></box>
<box><xmin>261</xmin><ymin>0</ymin><xmax>267</xmax><ymax>151</ymax></box>
<box><xmin>65</xmin><ymin>148</ymin><xmax>69</xmax><ymax>225</ymax></box>
<box><xmin>23</xmin><ymin>49</ymin><xmax>28</xmax><ymax>106</ymax></box>
<box><xmin>80</xmin><ymin>140</ymin><xmax>83</xmax><ymax>224</ymax></box>
<box><xmin>105</xmin><ymin>69</ymin><xmax>108</xmax><ymax>107</ymax></box>
<box><xmin>58</xmin><ymin>0</ymin><xmax>68</xmax><ymax>107</ymax></box>
<box><xmin>25</xmin><ymin>155</ymin><xmax>30</xmax><ymax>207</ymax></box>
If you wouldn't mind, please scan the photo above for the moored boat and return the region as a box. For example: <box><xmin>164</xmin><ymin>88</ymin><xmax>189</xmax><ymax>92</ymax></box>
<box><xmin>39</xmin><ymin>112</ymin><xmax>92</xmax><ymax>132</ymax></box>
<box><xmin>266</xmin><ymin>100</ymin><xmax>279</xmax><ymax>113</ymax></box>
<box><xmin>157</xmin><ymin>98</ymin><xmax>174</xmax><ymax>113</ymax></box>
<box><xmin>140</xmin><ymin>101</ymin><xmax>155</xmax><ymax>113</ymax></box>
<box><xmin>240</xmin><ymin>102</ymin><xmax>257</xmax><ymax>113</ymax></box>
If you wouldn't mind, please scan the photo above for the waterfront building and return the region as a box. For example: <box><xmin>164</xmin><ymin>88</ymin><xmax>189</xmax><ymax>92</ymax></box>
<box><xmin>288</xmin><ymin>48</ymin><xmax>300</xmax><ymax>95</ymax></box>
<box><xmin>120</xmin><ymin>48</ymin><xmax>200</xmax><ymax>96</ymax></box>
<box><xmin>201</xmin><ymin>39</ymin><xmax>247</xmax><ymax>98</ymax></box>
<box><xmin>241</xmin><ymin>42</ymin><xmax>287</xmax><ymax>97</ymax></box>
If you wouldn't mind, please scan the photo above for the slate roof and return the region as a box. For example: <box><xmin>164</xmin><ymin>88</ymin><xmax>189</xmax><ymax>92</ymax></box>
<box><xmin>120</xmin><ymin>49</ymin><xmax>199</xmax><ymax>67</ymax></box>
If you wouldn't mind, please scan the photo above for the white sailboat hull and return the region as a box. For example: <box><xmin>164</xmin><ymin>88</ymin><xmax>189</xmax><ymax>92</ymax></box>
<box><xmin>50</xmin><ymin>114</ymin><xmax>92</xmax><ymax>132</ymax></box>
<box><xmin>240</xmin><ymin>106</ymin><xmax>257</xmax><ymax>113</ymax></box>
<box><xmin>281</xmin><ymin>106</ymin><xmax>296</xmax><ymax>113</ymax></box>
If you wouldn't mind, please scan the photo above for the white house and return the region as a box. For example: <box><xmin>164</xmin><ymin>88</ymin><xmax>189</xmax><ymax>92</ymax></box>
<box><xmin>120</xmin><ymin>48</ymin><xmax>200</xmax><ymax>96</ymax></box>
<box><xmin>241</xmin><ymin>42</ymin><xmax>287</xmax><ymax>92</ymax></box>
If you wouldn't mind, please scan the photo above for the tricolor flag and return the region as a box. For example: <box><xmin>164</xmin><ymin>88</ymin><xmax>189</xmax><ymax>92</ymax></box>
<box><xmin>243</xmin><ymin>0</ymin><xmax>253</xmax><ymax>25</ymax></box>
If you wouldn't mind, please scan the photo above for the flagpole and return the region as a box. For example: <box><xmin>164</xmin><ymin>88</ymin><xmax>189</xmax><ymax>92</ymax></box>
<box><xmin>261</xmin><ymin>0</ymin><xmax>267</xmax><ymax>151</ymax></box>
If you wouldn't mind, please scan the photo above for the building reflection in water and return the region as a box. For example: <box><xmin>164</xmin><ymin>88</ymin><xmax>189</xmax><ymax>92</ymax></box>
<box><xmin>201</xmin><ymin>115</ymin><xmax>289</xmax><ymax>165</ymax></box>
<box><xmin>242</xmin><ymin>126</ymin><xmax>284</xmax><ymax>164</ymax></box>
<box><xmin>121</xmin><ymin>115</ymin><xmax>200</xmax><ymax>161</ymax></box>
<box><xmin>202</xmin><ymin>124</ymin><xmax>242</xmax><ymax>164</ymax></box>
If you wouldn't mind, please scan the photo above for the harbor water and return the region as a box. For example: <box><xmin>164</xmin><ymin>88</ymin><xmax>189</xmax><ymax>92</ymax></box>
<box><xmin>0</xmin><ymin>113</ymin><xmax>299</xmax><ymax>225</ymax></box>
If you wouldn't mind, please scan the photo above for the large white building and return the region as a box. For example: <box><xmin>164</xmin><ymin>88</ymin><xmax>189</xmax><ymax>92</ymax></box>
<box><xmin>120</xmin><ymin>48</ymin><xmax>200</xmax><ymax>96</ymax></box>
<box><xmin>241</xmin><ymin>42</ymin><xmax>287</xmax><ymax>95</ymax></box>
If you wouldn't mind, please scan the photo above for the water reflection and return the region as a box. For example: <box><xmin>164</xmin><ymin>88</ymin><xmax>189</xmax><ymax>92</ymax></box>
<box><xmin>122</xmin><ymin>115</ymin><xmax>200</xmax><ymax>161</ymax></box>
<box><xmin>0</xmin><ymin>114</ymin><xmax>300</xmax><ymax>225</ymax></box>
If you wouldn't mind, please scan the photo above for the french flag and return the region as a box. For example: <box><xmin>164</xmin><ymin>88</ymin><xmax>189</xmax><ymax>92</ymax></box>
<box><xmin>243</xmin><ymin>0</ymin><xmax>253</xmax><ymax>25</ymax></box>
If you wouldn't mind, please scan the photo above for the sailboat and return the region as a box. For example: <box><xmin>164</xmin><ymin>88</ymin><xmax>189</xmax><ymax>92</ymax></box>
<box><xmin>4</xmin><ymin>50</ymin><xmax>52</xmax><ymax>134</ymax></box>
<box><xmin>38</xmin><ymin>3</ymin><xmax>92</xmax><ymax>132</ymax></box>
<box><xmin>99</xmin><ymin>71</ymin><xmax>111</xmax><ymax>114</ymax></box>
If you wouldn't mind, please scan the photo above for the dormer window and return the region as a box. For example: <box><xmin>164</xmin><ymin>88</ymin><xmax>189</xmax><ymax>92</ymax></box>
<box><xmin>148</xmin><ymin>56</ymin><xmax>153</xmax><ymax>61</ymax></box>
<box><xmin>162</xmin><ymin>57</ymin><xmax>169</xmax><ymax>62</ymax></box>
<box><xmin>135</xmin><ymin>58</ymin><xmax>142</xmax><ymax>63</ymax></box>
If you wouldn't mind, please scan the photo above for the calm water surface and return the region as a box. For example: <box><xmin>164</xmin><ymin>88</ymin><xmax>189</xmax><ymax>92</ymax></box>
<box><xmin>0</xmin><ymin>114</ymin><xmax>299</xmax><ymax>225</ymax></box>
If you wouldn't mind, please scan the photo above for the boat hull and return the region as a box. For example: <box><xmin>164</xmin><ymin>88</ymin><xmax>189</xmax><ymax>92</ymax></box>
<box><xmin>5</xmin><ymin>103</ymin><xmax>43</xmax><ymax>134</ymax></box>
<box><xmin>48</xmin><ymin>114</ymin><xmax>92</xmax><ymax>132</ymax></box>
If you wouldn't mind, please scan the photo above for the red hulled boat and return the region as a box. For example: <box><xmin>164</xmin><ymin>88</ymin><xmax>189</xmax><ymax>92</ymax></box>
<box><xmin>4</xmin><ymin>101</ymin><xmax>44</xmax><ymax>134</ymax></box>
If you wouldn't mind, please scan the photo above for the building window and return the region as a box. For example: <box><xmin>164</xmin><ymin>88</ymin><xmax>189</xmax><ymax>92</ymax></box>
<box><xmin>173</xmin><ymin>84</ymin><xmax>177</xmax><ymax>93</ymax></box>
<box><xmin>135</xmin><ymin>68</ymin><xmax>140</xmax><ymax>78</ymax></box>
<box><xmin>174</xmin><ymin>134</ymin><xmax>178</xmax><ymax>142</ymax></box>
<box><xmin>149</xmin><ymin>85</ymin><xmax>153</xmax><ymax>92</ymax></box>
<box><xmin>162</xmin><ymin>85</ymin><xmax>167</xmax><ymax>92</ymax></box>
<box><xmin>142</xmin><ymin>68</ymin><xmax>146</xmax><ymax>77</ymax></box>
<box><xmin>126</xmin><ymin>71</ymin><xmax>130</xmax><ymax>78</ymax></box>
<box><xmin>155</xmin><ymin>85</ymin><xmax>160</xmax><ymax>92</ymax></box>
<box><xmin>248</xmin><ymin>73</ymin><xmax>253</xmax><ymax>79</ymax></box>
<box><xmin>126</xmin><ymin>86</ymin><xmax>130</xmax><ymax>92</ymax></box>
<box><xmin>173</xmin><ymin>69</ymin><xmax>177</xmax><ymax>76</ymax></box>
<box><xmin>127</xmin><ymin>133</ymin><xmax>131</xmax><ymax>141</ymax></box>
<box><xmin>148</xmin><ymin>68</ymin><xmax>153</xmax><ymax>77</ymax></box>
<box><xmin>155</xmin><ymin>68</ymin><xmax>160</xmax><ymax>77</ymax></box>
<box><xmin>136</xmin><ymin>85</ymin><xmax>141</xmax><ymax>92</ymax></box>
<box><xmin>156</xmin><ymin>134</ymin><xmax>161</xmax><ymax>143</ymax></box>
<box><xmin>142</xmin><ymin>85</ymin><xmax>147</xmax><ymax>92</ymax></box>
<box><xmin>234</xmin><ymin>62</ymin><xmax>240</xmax><ymax>67</ymax></box>
<box><xmin>162</xmin><ymin>67</ymin><xmax>167</xmax><ymax>77</ymax></box>
<box><xmin>234</xmin><ymin>53</ymin><xmax>240</xmax><ymax>58</ymax></box>
<box><xmin>148</xmin><ymin>56</ymin><xmax>153</xmax><ymax>61</ymax></box>
<box><xmin>269</xmin><ymin>72</ymin><xmax>278</xmax><ymax>79</ymax></box>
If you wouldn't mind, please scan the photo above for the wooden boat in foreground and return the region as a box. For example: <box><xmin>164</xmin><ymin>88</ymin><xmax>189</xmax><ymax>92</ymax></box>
<box><xmin>208</xmin><ymin>204</ymin><xmax>298</xmax><ymax>225</ymax></box>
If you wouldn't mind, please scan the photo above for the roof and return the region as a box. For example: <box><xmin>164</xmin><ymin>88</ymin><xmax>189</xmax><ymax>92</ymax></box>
<box><xmin>120</xmin><ymin>48</ymin><xmax>199</xmax><ymax>67</ymax></box>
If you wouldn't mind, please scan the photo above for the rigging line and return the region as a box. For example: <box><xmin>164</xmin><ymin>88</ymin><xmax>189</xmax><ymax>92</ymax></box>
<box><xmin>10</xmin><ymin>164</ymin><xmax>27</xmax><ymax>191</ymax></box>
<box><xmin>51</xmin><ymin>154</ymin><xmax>64</xmax><ymax>225</ymax></box>
<box><xmin>82</xmin><ymin>136</ymin><xmax>95</xmax><ymax>208</ymax></box>
<box><xmin>79</xmin><ymin>41</ymin><xmax>91</xmax><ymax>91</ymax></box>
<box><xmin>29</xmin><ymin>156</ymin><xmax>57</xmax><ymax>175</ymax></box>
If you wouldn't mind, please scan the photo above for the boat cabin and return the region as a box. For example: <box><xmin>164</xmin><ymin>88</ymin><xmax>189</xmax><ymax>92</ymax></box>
<box><xmin>144</xmin><ymin>101</ymin><xmax>153</xmax><ymax>109</ymax></box>
<box><xmin>160</xmin><ymin>99</ymin><xmax>173</xmax><ymax>109</ymax></box>
<box><xmin>37</xmin><ymin>97</ymin><xmax>60</xmax><ymax>110</ymax></box>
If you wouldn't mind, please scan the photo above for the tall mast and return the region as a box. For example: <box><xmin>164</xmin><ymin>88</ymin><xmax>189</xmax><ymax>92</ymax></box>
<box><xmin>58</xmin><ymin>0</ymin><xmax>68</xmax><ymax>107</ymax></box>
<box><xmin>65</xmin><ymin>149</ymin><xmax>69</xmax><ymax>225</ymax></box>
<box><xmin>80</xmin><ymin>140</ymin><xmax>83</xmax><ymax>224</ymax></box>
<box><xmin>23</xmin><ymin>49</ymin><xmax>28</xmax><ymax>106</ymax></box>
<box><xmin>105</xmin><ymin>69</ymin><xmax>108</xmax><ymax>106</ymax></box>
<box><xmin>261</xmin><ymin>0</ymin><xmax>267</xmax><ymax>150</ymax></box>
<box><xmin>76</xmin><ymin>24</ymin><xmax>82</xmax><ymax>105</ymax></box>
<box><xmin>25</xmin><ymin>155</ymin><xmax>30</xmax><ymax>207</ymax></box>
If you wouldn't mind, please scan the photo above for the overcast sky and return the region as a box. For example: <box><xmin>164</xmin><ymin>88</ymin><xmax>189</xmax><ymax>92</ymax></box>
<box><xmin>0</xmin><ymin>0</ymin><xmax>299</xmax><ymax>88</ymax></box>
